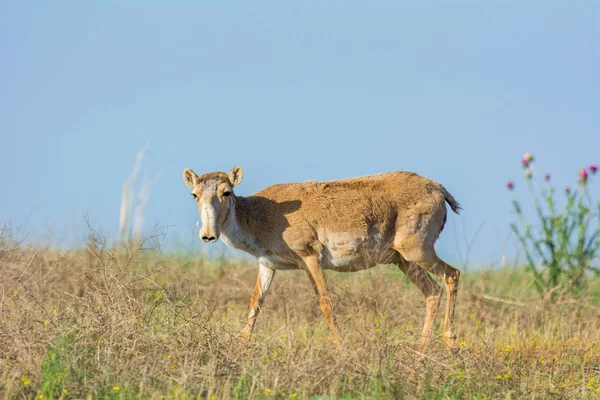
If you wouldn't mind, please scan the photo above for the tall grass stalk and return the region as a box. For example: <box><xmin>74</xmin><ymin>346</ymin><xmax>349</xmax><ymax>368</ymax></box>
<box><xmin>119</xmin><ymin>143</ymin><xmax>159</xmax><ymax>245</ymax></box>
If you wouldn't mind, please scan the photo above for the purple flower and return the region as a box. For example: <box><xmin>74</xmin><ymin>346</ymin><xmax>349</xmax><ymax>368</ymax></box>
<box><xmin>506</xmin><ymin>181</ymin><xmax>514</xmax><ymax>190</ymax></box>
<box><xmin>544</xmin><ymin>173</ymin><xmax>551</xmax><ymax>181</ymax></box>
<box><xmin>590</xmin><ymin>164</ymin><xmax>598</xmax><ymax>174</ymax></box>
<box><xmin>522</xmin><ymin>153</ymin><xmax>534</xmax><ymax>168</ymax></box>
<box><xmin>579</xmin><ymin>168</ymin><xmax>588</xmax><ymax>183</ymax></box>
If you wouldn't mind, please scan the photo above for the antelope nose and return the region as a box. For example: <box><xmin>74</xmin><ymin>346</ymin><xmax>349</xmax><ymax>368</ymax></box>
<box><xmin>201</xmin><ymin>236</ymin><xmax>217</xmax><ymax>243</ymax></box>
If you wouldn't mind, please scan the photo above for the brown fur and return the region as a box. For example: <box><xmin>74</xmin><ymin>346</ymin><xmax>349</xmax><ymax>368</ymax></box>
<box><xmin>234</xmin><ymin>172</ymin><xmax>455</xmax><ymax>258</ymax></box>
<box><xmin>183</xmin><ymin>167</ymin><xmax>462</xmax><ymax>350</ymax></box>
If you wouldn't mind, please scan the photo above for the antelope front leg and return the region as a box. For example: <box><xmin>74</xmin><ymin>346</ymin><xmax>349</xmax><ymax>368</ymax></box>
<box><xmin>240</xmin><ymin>263</ymin><xmax>275</xmax><ymax>348</ymax></box>
<box><xmin>303</xmin><ymin>255</ymin><xmax>341</xmax><ymax>341</ymax></box>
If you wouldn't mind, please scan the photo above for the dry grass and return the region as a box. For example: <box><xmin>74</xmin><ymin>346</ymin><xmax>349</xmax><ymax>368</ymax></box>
<box><xmin>1</xmin><ymin>234</ymin><xmax>600</xmax><ymax>400</ymax></box>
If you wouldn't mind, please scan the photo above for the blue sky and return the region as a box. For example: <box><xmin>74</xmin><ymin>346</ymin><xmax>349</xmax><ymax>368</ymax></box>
<box><xmin>1</xmin><ymin>1</ymin><xmax>598</xmax><ymax>265</ymax></box>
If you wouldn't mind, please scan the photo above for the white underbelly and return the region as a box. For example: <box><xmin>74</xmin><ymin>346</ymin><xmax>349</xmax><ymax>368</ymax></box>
<box><xmin>258</xmin><ymin>254</ymin><xmax>300</xmax><ymax>270</ymax></box>
<box><xmin>320</xmin><ymin>232</ymin><xmax>398</xmax><ymax>271</ymax></box>
<box><xmin>322</xmin><ymin>248</ymin><xmax>399</xmax><ymax>270</ymax></box>
<box><xmin>222</xmin><ymin>226</ymin><xmax>399</xmax><ymax>271</ymax></box>
<box><xmin>258</xmin><ymin>248</ymin><xmax>398</xmax><ymax>272</ymax></box>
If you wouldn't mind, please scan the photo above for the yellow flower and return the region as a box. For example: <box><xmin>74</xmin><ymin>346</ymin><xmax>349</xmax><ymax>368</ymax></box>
<box><xmin>265</xmin><ymin>388</ymin><xmax>272</xmax><ymax>394</ymax></box>
<box><xmin>63</xmin><ymin>389</ymin><xmax>68</xmax><ymax>394</ymax></box>
<box><xmin>38</xmin><ymin>395</ymin><xmax>45</xmax><ymax>399</ymax></box>
<box><xmin>43</xmin><ymin>320</ymin><xmax>49</xmax><ymax>326</ymax></box>
<box><xmin>290</xmin><ymin>394</ymin><xmax>297</xmax><ymax>398</ymax></box>
<box><xmin>113</xmin><ymin>386</ymin><xmax>120</xmax><ymax>391</ymax></box>
<box><xmin>22</xmin><ymin>377</ymin><xmax>31</xmax><ymax>386</ymax></box>
<box><xmin>504</xmin><ymin>374</ymin><xmax>510</xmax><ymax>379</ymax></box>
<box><xmin>495</xmin><ymin>375</ymin><xmax>501</xmax><ymax>380</ymax></box>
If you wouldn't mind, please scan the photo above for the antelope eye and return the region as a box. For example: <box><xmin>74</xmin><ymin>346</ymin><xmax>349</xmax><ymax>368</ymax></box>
<box><xmin>191</xmin><ymin>193</ymin><xmax>197</xmax><ymax>199</ymax></box>
<box><xmin>222</xmin><ymin>191</ymin><xmax>231</xmax><ymax>197</ymax></box>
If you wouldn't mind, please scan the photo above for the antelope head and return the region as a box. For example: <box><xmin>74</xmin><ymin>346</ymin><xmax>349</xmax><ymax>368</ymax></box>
<box><xmin>183</xmin><ymin>166</ymin><xmax>243</xmax><ymax>243</ymax></box>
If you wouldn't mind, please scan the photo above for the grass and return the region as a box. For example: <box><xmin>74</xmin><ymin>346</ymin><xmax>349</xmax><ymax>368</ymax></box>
<box><xmin>1</xmin><ymin>237</ymin><xmax>600</xmax><ymax>399</ymax></box>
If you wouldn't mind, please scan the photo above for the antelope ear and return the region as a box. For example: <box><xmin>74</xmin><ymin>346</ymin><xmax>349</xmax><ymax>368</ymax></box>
<box><xmin>183</xmin><ymin>168</ymin><xmax>199</xmax><ymax>188</ymax></box>
<box><xmin>228</xmin><ymin>166</ymin><xmax>243</xmax><ymax>187</ymax></box>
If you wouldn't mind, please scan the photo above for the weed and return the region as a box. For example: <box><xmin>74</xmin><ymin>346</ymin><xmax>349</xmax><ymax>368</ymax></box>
<box><xmin>508</xmin><ymin>155</ymin><xmax>599</xmax><ymax>300</ymax></box>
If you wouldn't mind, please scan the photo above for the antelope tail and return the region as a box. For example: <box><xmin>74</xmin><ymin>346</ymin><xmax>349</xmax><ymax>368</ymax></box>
<box><xmin>441</xmin><ymin>186</ymin><xmax>461</xmax><ymax>214</ymax></box>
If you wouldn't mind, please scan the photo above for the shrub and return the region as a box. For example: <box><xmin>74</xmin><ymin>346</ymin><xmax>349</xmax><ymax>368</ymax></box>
<box><xmin>507</xmin><ymin>154</ymin><xmax>599</xmax><ymax>300</ymax></box>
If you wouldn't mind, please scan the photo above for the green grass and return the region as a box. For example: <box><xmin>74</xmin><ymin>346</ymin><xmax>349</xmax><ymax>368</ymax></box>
<box><xmin>39</xmin><ymin>333</ymin><xmax>73</xmax><ymax>398</ymax></box>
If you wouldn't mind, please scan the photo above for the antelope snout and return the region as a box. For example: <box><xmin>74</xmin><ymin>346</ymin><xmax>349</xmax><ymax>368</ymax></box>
<box><xmin>199</xmin><ymin>228</ymin><xmax>219</xmax><ymax>243</ymax></box>
<box><xmin>201</xmin><ymin>235</ymin><xmax>218</xmax><ymax>243</ymax></box>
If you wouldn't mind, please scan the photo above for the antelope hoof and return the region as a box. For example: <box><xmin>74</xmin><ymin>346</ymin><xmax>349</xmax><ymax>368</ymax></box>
<box><xmin>239</xmin><ymin>331</ymin><xmax>251</xmax><ymax>350</ymax></box>
<box><xmin>446</xmin><ymin>342</ymin><xmax>459</xmax><ymax>353</ymax></box>
<box><xmin>239</xmin><ymin>340</ymin><xmax>250</xmax><ymax>351</ymax></box>
<box><xmin>326</xmin><ymin>333</ymin><xmax>341</xmax><ymax>345</ymax></box>
<box><xmin>443</xmin><ymin>332</ymin><xmax>458</xmax><ymax>352</ymax></box>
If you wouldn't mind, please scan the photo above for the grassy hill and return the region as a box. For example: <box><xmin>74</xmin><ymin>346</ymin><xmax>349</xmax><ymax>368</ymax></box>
<box><xmin>1</xmin><ymin>240</ymin><xmax>599</xmax><ymax>399</ymax></box>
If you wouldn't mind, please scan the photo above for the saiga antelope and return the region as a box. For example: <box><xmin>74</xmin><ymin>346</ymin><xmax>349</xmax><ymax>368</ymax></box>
<box><xmin>183</xmin><ymin>167</ymin><xmax>461</xmax><ymax>350</ymax></box>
